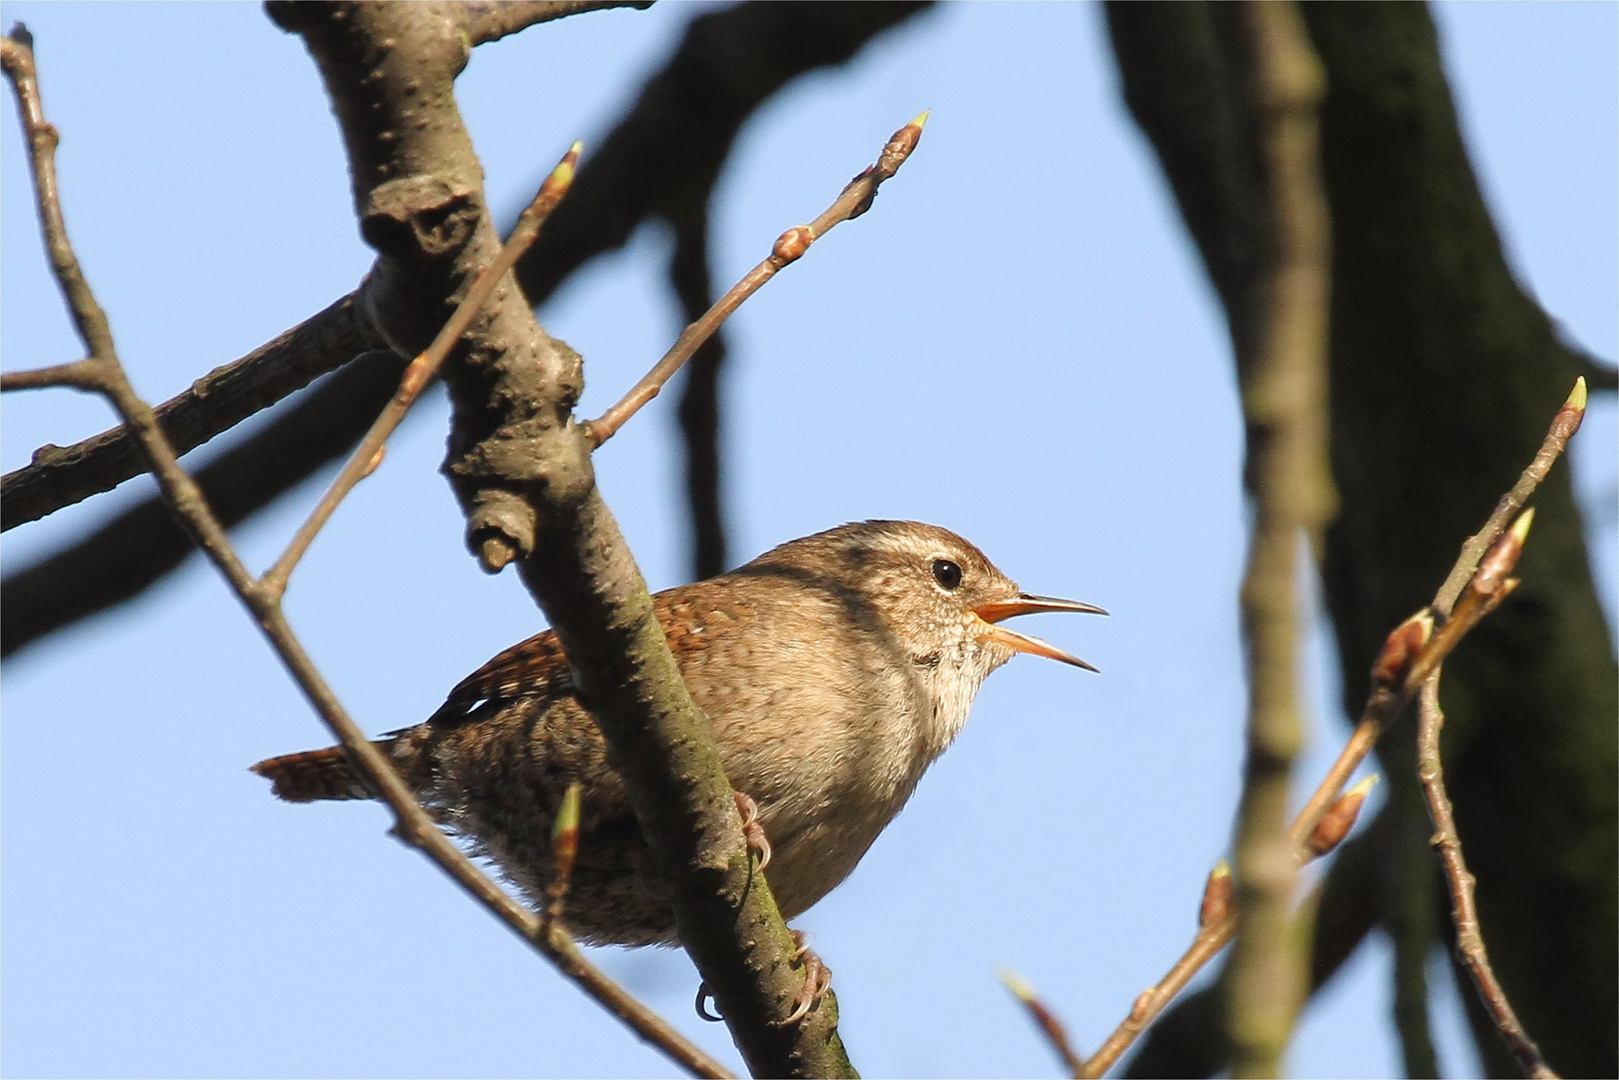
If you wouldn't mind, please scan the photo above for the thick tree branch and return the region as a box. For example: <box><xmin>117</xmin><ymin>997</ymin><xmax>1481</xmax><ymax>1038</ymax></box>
<box><xmin>265</xmin><ymin>3</ymin><xmax>857</xmax><ymax>1073</ymax></box>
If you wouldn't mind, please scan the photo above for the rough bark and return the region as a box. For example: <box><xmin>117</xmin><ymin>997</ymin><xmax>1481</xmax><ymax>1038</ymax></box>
<box><xmin>264</xmin><ymin>3</ymin><xmax>854</xmax><ymax>1072</ymax></box>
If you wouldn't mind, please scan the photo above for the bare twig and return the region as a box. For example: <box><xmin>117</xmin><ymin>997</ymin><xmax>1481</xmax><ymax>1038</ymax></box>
<box><xmin>1079</xmin><ymin>381</ymin><xmax>1588</xmax><ymax>1078</ymax></box>
<box><xmin>1</xmin><ymin>33</ymin><xmax>728</xmax><ymax>1080</ymax></box>
<box><xmin>1</xmin><ymin>294</ymin><xmax>375</xmax><ymax>532</ymax></box>
<box><xmin>585</xmin><ymin>109</ymin><xmax>928</xmax><ymax>446</ymax></box>
<box><xmin>1000</xmin><ymin>971</ymin><xmax>1085</xmax><ymax>1078</ymax></box>
<box><xmin>259</xmin><ymin>144</ymin><xmax>581</xmax><ymax>600</ymax></box>
<box><xmin>1431</xmin><ymin>379</ymin><xmax>1588</xmax><ymax>618</ymax></box>
<box><xmin>1417</xmin><ymin>513</ymin><xmax>1558</xmax><ymax>1080</ymax></box>
<box><xmin>2</xmin><ymin>351</ymin><xmax>406</xmax><ymax>659</ymax></box>
<box><xmin>0</xmin><ymin>358</ymin><xmax>101</xmax><ymax>391</ymax></box>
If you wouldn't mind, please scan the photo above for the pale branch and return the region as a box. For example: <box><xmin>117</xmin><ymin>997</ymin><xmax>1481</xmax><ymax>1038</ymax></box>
<box><xmin>585</xmin><ymin>110</ymin><xmax>928</xmax><ymax>446</ymax></box>
<box><xmin>1226</xmin><ymin>3</ymin><xmax>1334</xmax><ymax>1074</ymax></box>
<box><xmin>463</xmin><ymin>0</ymin><xmax>651</xmax><ymax>45</ymax></box>
<box><xmin>0</xmin><ymin>358</ymin><xmax>100</xmax><ymax>391</ymax></box>
<box><xmin>1077</xmin><ymin>381</ymin><xmax>1588</xmax><ymax>1079</ymax></box>
<box><xmin>2</xmin><ymin>24</ymin><xmax>730</xmax><ymax>1080</ymax></box>
<box><xmin>267</xmin><ymin>3</ymin><xmax>858</xmax><ymax>1073</ymax></box>
<box><xmin>0</xmin><ymin>292</ymin><xmax>376</xmax><ymax>531</ymax></box>
<box><xmin>260</xmin><ymin>145</ymin><xmax>581</xmax><ymax>600</ymax></box>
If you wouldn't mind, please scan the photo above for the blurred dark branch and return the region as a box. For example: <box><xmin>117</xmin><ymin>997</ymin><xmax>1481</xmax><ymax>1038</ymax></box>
<box><xmin>669</xmin><ymin>204</ymin><xmax>729</xmax><ymax>578</ymax></box>
<box><xmin>1</xmin><ymin>352</ymin><xmax>405</xmax><ymax>658</ymax></box>
<box><xmin>1</xmin><ymin>0</ymin><xmax>930</xmax><ymax>657</ymax></box>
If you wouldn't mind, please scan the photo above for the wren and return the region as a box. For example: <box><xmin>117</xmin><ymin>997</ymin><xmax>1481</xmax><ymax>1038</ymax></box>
<box><xmin>252</xmin><ymin>520</ymin><xmax>1104</xmax><ymax>947</ymax></box>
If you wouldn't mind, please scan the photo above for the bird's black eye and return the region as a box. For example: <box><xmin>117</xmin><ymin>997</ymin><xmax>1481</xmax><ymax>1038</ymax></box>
<box><xmin>932</xmin><ymin>558</ymin><xmax>963</xmax><ymax>590</ymax></box>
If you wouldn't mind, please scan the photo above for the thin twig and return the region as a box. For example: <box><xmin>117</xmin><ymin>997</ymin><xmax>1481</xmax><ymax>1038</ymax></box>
<box><xmin>1417</xmin><ymin>514</ymin><xmax>1558</xmax><ymax>1080</ymax></box>
<box><xmin>1</xmin><ymin>294</ymin><xmax>374</xmax><ymax>532</ymax></box>
<box><xmin>1417</xmin><ymin>676</ymin><xmax>1554</xmax><ymax>1080</ymax></box>
<box><xmin>2</xmin><ymin>37</ymin><xmax>729</xmax><ymax>1080</ymax></box>
<box><xmin>1000</xmin><ymin>971</ymin><xmax>1085</xmax><ymax>1077</ymax></box>
<box><xmin>0</xmin><ymin>358</ymin><xmax>102</xmax><ymax>391</ymax></box>
<box><xmin>585</xmin><ymin>110</ymin><xmax>928</xmax><ymax>446</ymax></box>
<box><xmin>1431</xmin><ymin>378</ymin><xmax>1587</xmax><ymax>618</ymax></box>
<box><xmin>259</xmin><ymin>143</ymin><xmax>582</xmax><ymax>600</ymax></box>
<box><xmin>1077</xmin><ymin>378</ymin><xmax>1587</xmax><ymax>1079</ymax></box>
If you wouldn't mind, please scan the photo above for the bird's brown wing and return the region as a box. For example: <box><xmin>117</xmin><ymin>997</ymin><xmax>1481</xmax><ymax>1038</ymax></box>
<box><xmin>425</xmin><ymin>628</ymin><xmax>575</xmax><ymax>726</ymax></box>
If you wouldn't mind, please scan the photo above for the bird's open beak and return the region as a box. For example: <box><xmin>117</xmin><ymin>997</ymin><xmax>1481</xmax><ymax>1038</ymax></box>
<box><xmin>972</xmin><ymin>593</ymin><xmax>1108</xmax><ymax>673</ymax></box>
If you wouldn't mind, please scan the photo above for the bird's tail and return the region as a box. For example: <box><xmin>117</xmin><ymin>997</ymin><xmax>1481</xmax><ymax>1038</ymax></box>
<box><xmin>251</xmin><ymin>746</ymin><xmax>375</xmax><ymax>803</ymax></box>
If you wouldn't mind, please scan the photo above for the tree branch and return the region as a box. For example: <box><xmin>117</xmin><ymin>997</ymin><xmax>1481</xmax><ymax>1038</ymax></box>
<box><xmin>266</xmin><ymin>3</ymin><xmax>859</xmax><ymax>1072</ymax></box>
<box><xmin>3</xmin><ymin>24</ymin><xmax>730</xmax><ymax>1078</ymax></box>
<box><xmin>1418</xmin><ymin>516</ymin><xmax>1559</xmax><ymax>1080</ymax></box>
<box><xmin>1</xmin><ymin>1</ymin><xmax>931</xmax><ymax>659</ymax></box>
<box><xmin>1079</xmin><ymin>379</ymin><xmax>1585</xmax><ymax>1078</ymax></box>
<box><xmin>667</xmin><ymin>202</ymin><xmax>729</xmax><ymax>579</ymax></box>
<box><xmin>585</xmin><ymin>111</ymin><xmax>927</xmax><ymax>446</ymax></box>
<box><xmin>1</xmin><ymin>350</ymin><xmax>405</xmax><ymax>658</ymax></box>
<box><xmin>1</xmin><ymin>292</ymin><xmax>376</xmax><ymax>530</ymax></box>
<box><xmin>1224</xmin><ymin>4</ymin><xmax>1334</xmax><ymax>1074</ymax></box>
<box><xmin>463</xmin><ymin>0</ymin><xmax>652</xmax><ymax>45</ymax></box>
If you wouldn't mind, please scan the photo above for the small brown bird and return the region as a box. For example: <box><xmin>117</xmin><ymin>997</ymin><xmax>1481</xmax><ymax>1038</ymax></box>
<box><xmin>253</xmin><ymin>521</ymin><xmax>1104</xmax><ymax>948</ymax></box>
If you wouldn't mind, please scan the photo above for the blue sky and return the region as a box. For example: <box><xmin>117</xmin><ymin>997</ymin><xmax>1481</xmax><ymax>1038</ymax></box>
<box><xmin>2</xmin><ymin>3</ymin><xmax>1613</xmax><ymax>1077</ymax></box>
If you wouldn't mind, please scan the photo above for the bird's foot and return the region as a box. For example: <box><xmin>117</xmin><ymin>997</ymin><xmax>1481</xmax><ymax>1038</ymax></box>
<box><xmin>783</xmin><ymin>929</ymin><xmax>832</xmax><ymax>1025</ymax></box>
<box><xmin>733</xmin><ymin>790</ymin><xmax>772</xmax><ymax>870</ymax></box>
<box><xmin>691</xmin><ymin>930</ymin><xmax>831</xmax><ymax>1025</ymax></box>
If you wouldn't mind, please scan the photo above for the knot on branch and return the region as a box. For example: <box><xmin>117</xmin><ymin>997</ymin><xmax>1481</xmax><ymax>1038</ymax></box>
<box><xmin>468</xmin><ymin>488</ymin><xmax>536</xmax><ymax>572</ymax></box>
<box><xmin>360</xmin><ymin>174</ymin><xmax>477</xmax><ymax>260</ymax></box>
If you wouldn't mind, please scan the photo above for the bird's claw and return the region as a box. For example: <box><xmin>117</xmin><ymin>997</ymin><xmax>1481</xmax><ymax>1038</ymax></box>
<box><xmin>782</xmin><ymin>930</ymin><xmax>832</xmax><ymax>1025</ymax></box>
<box><xmin>695</xmin><ymin>981</ymin><xmax>724</xmax><ymax>1022</ymax></box>
<box><xmin>733</xmin><ymin>790</ymin><xmax>772</xmax><ymax>870</ymax></box>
